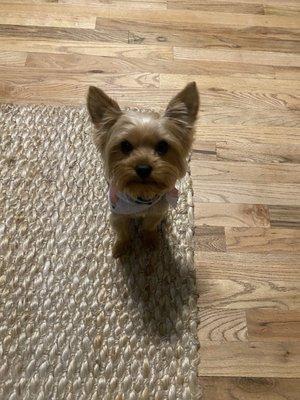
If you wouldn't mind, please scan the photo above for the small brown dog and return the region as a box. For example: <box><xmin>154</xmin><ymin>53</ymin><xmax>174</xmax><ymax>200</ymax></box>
<box><xmin>87</xmin><ymin>82</ymin><xmax>199</xmax><ymax>258</ymax></box>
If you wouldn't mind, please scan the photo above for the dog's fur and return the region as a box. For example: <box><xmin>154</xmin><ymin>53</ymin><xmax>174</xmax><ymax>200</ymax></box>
<box><xmin>87</xmin><ymin>82</ymin><xmax>199</xmax><ymax>258</ymax></box>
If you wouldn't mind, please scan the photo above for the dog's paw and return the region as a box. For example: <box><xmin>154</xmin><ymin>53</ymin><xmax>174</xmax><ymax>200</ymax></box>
<box><xmin>141</xmin><ymin>230</ymin><xmax>159</xmax><ymax>250</ymax></box>
<box><xmin>112</xmin><ymin>239</ymin><xmax>130</xmax><ymax>259</ymax></box>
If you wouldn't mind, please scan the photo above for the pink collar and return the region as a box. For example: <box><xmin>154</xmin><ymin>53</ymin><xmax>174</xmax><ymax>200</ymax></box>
<box><xmin>109</xmin><ymin>185</ymin><xmax>178</xmax><ymax>215</ymax></box>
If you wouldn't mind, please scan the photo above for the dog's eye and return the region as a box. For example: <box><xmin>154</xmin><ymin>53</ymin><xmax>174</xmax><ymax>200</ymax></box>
<box><xmin>155</xmin><ymin>140</ymin><xmax>169</xmax><ymax>156</ymax></box>
<box><xmin>120</xmin><ymin>140</ymin><xmax>133</xmax><ymax>154</ymax></box>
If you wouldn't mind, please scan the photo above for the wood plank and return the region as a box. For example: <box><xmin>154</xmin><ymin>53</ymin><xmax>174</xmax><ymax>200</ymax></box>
<box><xmin>0</xmin><ymin>38</ymin><xmax>172</xmax><ymax>59</ymax></box>
<box><xmin>0</xmin><ymin>24</ymin><xmax>128</xmax><ymax>43</ymax></box>
<box><xmin>246</xmin><ymin>309</ymin><xmax>300</xmax><ymax>340</ymax></box>
<box><xmin>0</xmin><ymin>9</ymin><xmax>96</xmax><ymax>29</ymax></box>
<box><xmin>0</xmin><ymin>87</ymin><xmax>167</xmax><ymax>107</ymax></box>
<box><xmin>59</xmin><ymin>0</ymin><xmax>166</xmax><ymax>7</ymax></box>
<box><xmin>195</xmin><ymin>226</ymin><xmax>227</xmax><ymax>252</ymax></box>
<box><xmin>216</xmin><ymin>140</ymin><xmax>300</xmax><ymax>164</ymax></box>
<box><xmin>200</xmin><ymin>95</ymin><xmax>299</xmax><ymax>124</ymax></box>
<box><xmin>195</xmin><ymin>251</ymin><xmax>300</xmax><ymax>282</ymax></box>
<box><xmin>191</xmin><ymin>159</ymin><xmax>300</xmax><ymax>184</ymax></box>
<box><xmin>161</xmin><ymin>73</ymin><xmax>299</xmax><ymax>94</ymax></box>
<box><xmin>193</xmin><ymin>178</ymin><xmax>300</xmax><ymax>206</ymax></box>
<box><xmin>0</xmin><ymin>0</ymin><xmax>58</xmax><ymax>3</ymax></box>
<box><xmin>265</xmin><ymin>4</ymin><xmax>300</xmax><ymax>17</ymax></box>
<box><xmin>195</xmin><ymin>203</ymin><xmax>270</xmax><ymax>228</ymax></box>
<box><xmin>174</xmin><ymin>47</ymin><xmax>300</xmax><ymax>67</ymax></box>
<box><xmin>199</xmin><ymin>341</ymin><xmax>300</xmax><ymax>377</ymax></box>
<box><xmin>276</xmin><ymin>67</ymin><xmax>300</xmax><ymax>81</ymax></box>
<box><xmin>192</xmin><ymin>180</ymin><xmax>300</xmax><ymax>206</ymax></box>
<box><xmin>0</xmin><ymin>81</ymin><xmax>170</xmax><ymax>107</ymax></box>
<box><xmin>269</xmin><ymin>205</ymin><xmax>300</xmax><ymax>228</ymax></box>
<box><xmin>167</xmin><ymin>0</ymin><xmax>265</xmax><ymax>15</ymax></box>
<box><xmin>0</xmin><ymin>51</ymin><xmax>27</xmax><ymax>67</ymax></box>
<box><xmin>164</xmin><ymin>90</ymin><xmax>300</xmax><ymax>129</ymax></box>
<box><xmin>0</xmin><ymin>68</ymin><xmax>160</xmax><ymax>104</ymax></box>
<box><xmin>99</xmin><ymin>18</ymin><xmax>300</xmax><ymax>47</ymax></box>
<box><xmin>111</xmin><ymin>1</ymin><xmax>167</xmax><ymax>9</ymax></box>
<box><xmin>197</xmin><ymin>278</ymin><xmax>300</xmax><ymax>309</ymax></box>
<box><xmin>58</xmin><ymin>0</ymin><xmax>110</xmax><ymax>3</ymax></box>
<box><xmin>95</xmin><ymin>16</ymin><xmax>299</xmax><ymax>53</ymax></box>
<box><xmin>225</xmin><ymin>227</ymin><xmax>300</xmax><ymax>253</ymax></box>
<box><xmin>198</xmin><ymin>106</ymin><xmax>299</xmax><ymax>127</ymax></box>
<box><xmin>101</xmin><ymin>9</ymin><xmax>300</xmax><ymax>30</ymax></box>
<box><xmin>193</xmin><ymin>126</ymin><xmax>300</xmax><ymax>145</ymax></box>
<box><xmin>25</xmin><ymin>52</ymin><xmax>292</xmax><ymax>79</ymax></box>
<box><xmin>199</xmin><ymin>376</ymin><xmax>300</xmax><ymax>400</ymax></box>
<box><xmin>198</xmin><ymin>309</ymin><xmax>247</xmax><ymax>343</ymax></box>
<box><xmin>192</xmin><ymin>141</ymin><xmax>216</xmax><ymax>160</ymax></box>
<box><xmin>1</xmin><ymin>3</ymin><xmax>298</xmax><ymax>29</ymax></box>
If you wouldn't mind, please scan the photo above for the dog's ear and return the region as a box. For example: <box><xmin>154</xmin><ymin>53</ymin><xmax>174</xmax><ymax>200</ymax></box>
<box><xmin>164</xmin><ymin>82</ymin><xmax>199</xmax><ymax>126</ymax></box>
<box><xmin>87</xmin><ymin>86</ymin><xmax>121</xmax><ymax>129</ymax></box>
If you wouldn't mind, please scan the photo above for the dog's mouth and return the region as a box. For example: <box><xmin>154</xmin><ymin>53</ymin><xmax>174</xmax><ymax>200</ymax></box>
<box><xmin>129</xmin><ymin>177</ymin><xmax>169</xmax><ymax>190</ymax></box>
<box><xmin>131</xmin><ymin>177</ymin><xmax>164</xmax><ymax>186</ymax></box>
<box><xmin>124</xmin><ymin>178</ymin><xmax>168</xmax><ymax>199</ymax></box>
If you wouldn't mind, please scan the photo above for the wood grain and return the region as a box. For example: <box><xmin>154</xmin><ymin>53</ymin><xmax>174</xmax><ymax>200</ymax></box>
<box><xmin>95</xmin><ymin>16</ymin><xmax>299</xmax><ymax>53</ymax></box>
<box><xmin>0</xmin><ymin>51</ymin><xmax>27</xmax><ymax>66</ymax></box>
<box><xmin>199</xmin><ymin>376</ymin><xmax>300</xmax><ymax>400</ymax></box>
<box><xmin>265</xmin><ymin>4</ymin><xmax>300</xmax><ymax>17</ymax></box>
<box><xmin>174</xmin><ymin>47</ymin><xmax>300</xmax><ymax>67</ymax></box>
<box><xmin>161</xmin><ymin>73</ymin><xmax>299</xmax><ymax>94</ymax></box>
<box><xmin>60</xmin><ymin>0</ymin><xmax>167</xmax><ymax>7</ymax></box>
<box><xmin>199</xmin><ymin>341</ymin><xmax>300</xmax><ymax>377</ymax></box>
<box><xmin>192</xmin><ymin>141</ymin><xmax>216</xmax><ymax>160</ymax></box>
<box><xmin>193</xmin><ymin>126</ymin><xmax>300</xmax><ymax>145</ymax></box>
<box><xmin>0</xmin><ymin>68</ymin><xmax>160</xmax><ymax>104</ymax></box>
<box><xmin>216</xmin><ymin>140</ymin><xmax>300</xmax><ymax>164</ymax></box>
<box><xmin>195</xmin><ymin>226</ymin><xmax>227</xmax><ymax>252</ymax></box>
<box><xmin>196</xmin><ymin>251</ymin><xmax>300</xmax><ymax>282</ymax></box>
<box><xmin>25</xmin><ymin>51</ymin><xmax>300</xmax><ymax>80</ymax></box>
<box><xmin>191</xmin><ymin>159</ymin><xmax>300</xmax><ymax>184</ymax></box>
<box><xmin>269</xmin><ymin>205</ymin><xmax>300</xmax><ymax>228</ymax></box>
<box><xmin>247</xmin><ymin>309</ymin><xmax>300</xmax><ymax>341</ymax></box>
<box><xmin>167</xmin><ymin>0</ymin><xmax>265</xmax><ymax>15</ymax></box>
<box><xmin>195</xmin><ymin>203</ymin><xmax>270</xmax><ymax>228</ymax></box>
<box><xmin>0</xmin><ymin>8</ymin><xmax>96</xmax><ymax>29</ymax></box>
<box><xmin>0</xmin><ymin>38</ymin><xmax>173</xmax><ymax>59</ymax></box>
<box><xmin>198</xmin><ymin>309</ymin><xmax>247</xmax><ymax>343</ymax></box>
<box><xmin>197</xmin><ymin>278</ymin><xmax>300</xmax><ymax>309</ymax></box>
<box><xmin>225</xmin><ymin>227</ymin><xmax>300</xmax><ymax>253</ymax></box>
<box><xmin>0</xmin><ymin>23</ymin><xmax>129</xmax><ymax>43</ymax></box>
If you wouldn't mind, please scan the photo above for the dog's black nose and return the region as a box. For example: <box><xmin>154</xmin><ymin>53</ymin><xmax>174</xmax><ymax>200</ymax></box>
<box><xmin>135</xmin><ymin>164</ymin><xmax>152</xmax><ymax>179</ymax></box>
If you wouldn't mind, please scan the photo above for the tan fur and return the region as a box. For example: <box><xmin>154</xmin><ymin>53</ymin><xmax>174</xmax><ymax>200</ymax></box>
<box><xmin>87</xmin><ymin>82</ymin><xmax>199</xmax><ymax>258</ymax></box>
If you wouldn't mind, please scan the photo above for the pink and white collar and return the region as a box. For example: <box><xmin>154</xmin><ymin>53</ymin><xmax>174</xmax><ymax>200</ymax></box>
<box><xmin>109</xmin><ymin>185</ymin><xmax>179</xmax><ymax>215</ymax></box>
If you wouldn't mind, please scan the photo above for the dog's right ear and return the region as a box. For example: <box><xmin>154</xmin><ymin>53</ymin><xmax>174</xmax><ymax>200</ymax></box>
<box><xmin>164</xmin><ymin>82</ymin><xmax>199</xmax><ymax>127</ymax></box>
<box><xmin>87</xmin><ymin>86</ymin><xmax>121</xmax><ymax>130</ymax></box>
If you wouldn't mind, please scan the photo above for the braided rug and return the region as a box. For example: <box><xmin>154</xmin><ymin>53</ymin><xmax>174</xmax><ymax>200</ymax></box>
<box><xmin>0</xmin><ymin>104</ymin><xmax>200</xmax><ymax>400</ymax></box>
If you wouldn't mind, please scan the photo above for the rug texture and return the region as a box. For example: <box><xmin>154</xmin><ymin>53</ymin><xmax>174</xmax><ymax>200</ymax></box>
<box><xmin>0</xmin><ymin>104</ymin><xmax>200</xmax><ymax>400</ymax></box>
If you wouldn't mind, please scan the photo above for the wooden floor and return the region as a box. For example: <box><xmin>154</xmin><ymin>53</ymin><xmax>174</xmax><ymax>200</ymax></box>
<box><xmin>0</xmin><ymin>0</ymin><xmax>299</xmax><ymax>398</ymax></box>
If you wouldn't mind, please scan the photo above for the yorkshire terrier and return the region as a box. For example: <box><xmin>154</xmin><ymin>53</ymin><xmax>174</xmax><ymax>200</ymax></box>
<box><xmin>87</xmin><ymin>82</ymin><xmax>199</xmax><ymax>258</ymax></box>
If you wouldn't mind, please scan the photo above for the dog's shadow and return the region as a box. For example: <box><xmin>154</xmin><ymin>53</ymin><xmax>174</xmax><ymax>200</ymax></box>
<box><xmin>119</xmin><ymin>224</ymin><xmax>197</xmax><ymax>341</ymax></box>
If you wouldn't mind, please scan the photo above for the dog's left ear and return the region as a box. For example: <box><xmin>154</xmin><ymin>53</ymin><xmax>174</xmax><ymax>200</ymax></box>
<box><xmin>164</xmin><ymin>82</ymin><xmax>199</xmax><ymax>126</ymax></box>
<box><xmin>87</xmin><ymin>86</ymin><xmax>121</xmax><ymax>130</ymax></box>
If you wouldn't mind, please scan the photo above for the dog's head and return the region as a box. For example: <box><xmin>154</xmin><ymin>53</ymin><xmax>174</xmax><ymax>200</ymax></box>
<box><xmin>87</xmin><ymin>82</ymin><xmax>199</xmax><ymax>199</ymax></box>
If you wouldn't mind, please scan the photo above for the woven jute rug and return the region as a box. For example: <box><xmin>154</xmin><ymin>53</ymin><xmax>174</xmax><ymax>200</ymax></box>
<box><xmin>0</xmin><ymin>104</ymin><xmax>200</xmax><ymax>400</ymax></box>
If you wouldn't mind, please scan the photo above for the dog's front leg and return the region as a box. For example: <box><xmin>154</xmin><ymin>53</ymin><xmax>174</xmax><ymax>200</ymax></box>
<box><xmin>111</xmin><ymin>214</ymin><xmax>131</xmax><ymax>258</ymax></box>
<box><xmin>141</xmin><ymin>212</ymin><xmax>165</xmax><ymax>250</ymax></box>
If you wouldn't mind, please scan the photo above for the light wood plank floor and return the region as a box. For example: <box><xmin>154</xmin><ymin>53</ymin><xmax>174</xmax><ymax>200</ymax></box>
<box><xmin>0</xmin><ymin>1</ymin><xmax>299</xmax><ymax>398</ymax></box>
